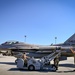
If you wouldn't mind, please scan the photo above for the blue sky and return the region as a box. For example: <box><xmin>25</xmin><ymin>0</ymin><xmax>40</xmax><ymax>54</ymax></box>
<box><xmin>0</xmin><ymin>0</ymin><xmax>75</xmax><ymax>45</ymax></box>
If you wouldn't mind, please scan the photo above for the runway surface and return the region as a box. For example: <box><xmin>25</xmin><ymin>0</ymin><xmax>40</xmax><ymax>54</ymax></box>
<box><xmin>0</xmin><ymin>55</ymin><xmax>75</xmax><ymax>75</ymax></box>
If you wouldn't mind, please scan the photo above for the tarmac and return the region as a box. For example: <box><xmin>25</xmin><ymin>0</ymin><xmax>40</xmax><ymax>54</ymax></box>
<box><xmin>0</xmin><ymin>54</ymin><xmax>75</xmax><ymax>75</ymax></box>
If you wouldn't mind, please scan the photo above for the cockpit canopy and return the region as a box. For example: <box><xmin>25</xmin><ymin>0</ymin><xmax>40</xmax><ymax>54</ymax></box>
<box><xmin>1</xmin><ymin>40</ymin><xmax>19</xmax><ymax>45</ymax></box>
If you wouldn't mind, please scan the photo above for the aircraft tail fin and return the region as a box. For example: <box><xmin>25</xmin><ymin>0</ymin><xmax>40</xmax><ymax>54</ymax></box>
<box><xmin>64</xmin><ymin>33</ymin><xmax>75</xmax><ymax>45</ymax></box>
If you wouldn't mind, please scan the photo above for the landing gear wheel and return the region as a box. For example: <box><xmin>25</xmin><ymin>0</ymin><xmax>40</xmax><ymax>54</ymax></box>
<box><xmin>28</xmin><ymin>65</ymin><xmax>35</xmax><ymax>71</ymax></box>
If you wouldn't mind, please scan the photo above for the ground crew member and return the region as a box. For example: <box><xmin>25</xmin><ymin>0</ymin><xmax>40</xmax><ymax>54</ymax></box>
<box><xmin>70</xmin><ymin>48</ymin><xmax>75</xmax><ymax>54</ymax></box>
<box><xmin>70</xmin><ymin>48</ymin><xmax>75</xmax><ymax>71</ymax></box>
<box><xmin>54</xmin><ymin>57</ymin><xmax>59</xmax><ymax>70</ymax></box>
<box><xmin>22</xmin><ymin>52</ymin><xmax>30</xmax><ymax>67</ymax></box>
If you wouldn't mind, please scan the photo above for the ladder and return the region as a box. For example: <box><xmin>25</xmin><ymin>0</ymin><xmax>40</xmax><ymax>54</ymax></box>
<box><xmin>40</xmin><ymin>50</ymin><xmax>61</xmax><ymax>65</ymax></box>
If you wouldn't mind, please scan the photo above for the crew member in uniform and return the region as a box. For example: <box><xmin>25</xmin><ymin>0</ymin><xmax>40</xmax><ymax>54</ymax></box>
<box><xmin>54</xmin><ymin>56</ymin><xmax>59</xmax><ymax>70</ymax></box>
<box><xmin>70</xmin><ymin>48</ymin><xmax>75</xmax><ymax>71</ymax></box>
<box><xmin>22</xmin><ymin>52</ymin><xmax>30</xmax><ymax>67</ymax></box>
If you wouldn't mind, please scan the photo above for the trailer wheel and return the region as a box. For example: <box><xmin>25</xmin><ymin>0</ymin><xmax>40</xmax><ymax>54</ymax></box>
<box><xmin>52</xmin><ymin>65</ymin><xmax>57</xmax><ymax>71</ymax></box>
<box><xmin>28</xmin><ymin>65</ymin><xmax>35</xmax><ymax>71</ymax></box>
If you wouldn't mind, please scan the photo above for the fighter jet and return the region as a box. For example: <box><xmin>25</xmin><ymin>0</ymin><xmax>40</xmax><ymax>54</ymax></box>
<box><xmin>0</xmin><ymin>34</ymin><xmax>75</xmax><ymax>63</ymax></box>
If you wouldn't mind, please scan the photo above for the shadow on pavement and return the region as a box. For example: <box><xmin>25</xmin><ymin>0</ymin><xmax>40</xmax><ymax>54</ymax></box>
<box><xmin>57</xmin><ymin>70</ymin><xmax>75</xmax><ymax>73</ymax></box>
<box><xmin>8</xmin><ymin>68</ymin><xmax>19</xmax><ymax>71</ymax></box>
<box><xmin>8</xmin><ymin>68</ymin><xmax>56</xmax><ymax>73</ymax></box>
<box><xmin>0</xmin><ymin>62</ymin><xmax>16</xmax><ymax>65</ymax></box>
<box><xmin>59</xmin><ymin>64</ymin><xmax>75</xmax><ymax>68</ymax></box>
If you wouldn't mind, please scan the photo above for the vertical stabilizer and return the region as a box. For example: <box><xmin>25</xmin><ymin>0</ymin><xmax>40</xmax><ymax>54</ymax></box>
<box><xmin>64</xmin><ymin>33</ymin><xmax>75</xmax><ymax>45</ymax></box>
